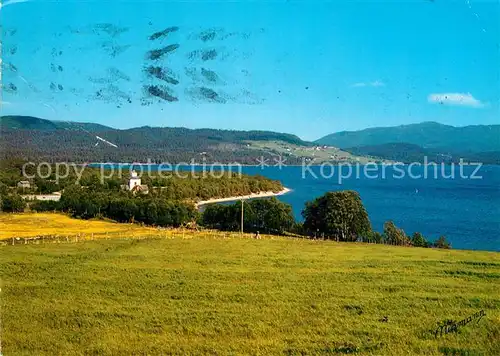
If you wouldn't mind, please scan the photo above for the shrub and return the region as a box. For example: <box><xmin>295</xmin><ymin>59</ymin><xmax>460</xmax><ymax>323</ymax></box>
<box><xmin>411</xmin><ymin>232</ymin><xmax>429</xmax><ymax>248</ymax></box>
<box><xmin>433</xmin><ymin>235</ymin><xmax>451</xmax><ymax>249</ymax></box>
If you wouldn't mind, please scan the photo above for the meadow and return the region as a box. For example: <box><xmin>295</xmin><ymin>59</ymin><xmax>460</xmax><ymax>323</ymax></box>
<box><xmin>0</xmin><ymin>213</ymin><xmax>160</xmax><ymax>241</ymax></box>
<box><xmin>0</xmin><ymin>214</ymin><xmax>499</xmax><ymax>355</ymax></box>
<box><xmin>246</xmin><ymin>140</ymin><xmax>377</xmax><ymax>164</ymax></box>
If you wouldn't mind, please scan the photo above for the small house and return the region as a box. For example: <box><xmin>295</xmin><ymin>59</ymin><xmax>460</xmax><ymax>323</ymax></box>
<box><xmin>17</xmin><ymin>181</ymin><xmax>31</xmax><ymax>189</ymax></box>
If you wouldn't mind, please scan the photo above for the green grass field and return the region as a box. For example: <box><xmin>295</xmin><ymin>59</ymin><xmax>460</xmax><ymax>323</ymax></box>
<box><xmin>1</xmin><ymin>236</ymin><xmax>499</xmax><ymax>355</ymax></box>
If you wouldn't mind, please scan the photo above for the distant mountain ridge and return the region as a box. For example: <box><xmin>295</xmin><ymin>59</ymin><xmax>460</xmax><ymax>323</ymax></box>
<box><xmin>0</xmin><ymin>116</ymin><xmax>113</xmax><ymax>132</ymax></box>
<box><xmin>346</xmin><ymin>143</ymin><xmax>436</xmax><ymax>163</ymax></box>
<box><xmin>1</xmin><ymin>116</ymin><xmax>59</xmax><ymax>130</ymax></box>
<box><xmin>2</xmin><ymin>116</ymin><xmax>499</xmax><ymax>164</ymax></box>
<box><xmin>0</xmin><ymin>115</ymin><xmax>311</xmax><ymax>164</ymax></box>
<box><xmin>52</xmin><ymin>120</ymin><xmax>114</xmax><ymax>132</ymax></box>
<box><xmin>1</xmin><ymin>116</ymin><xmax>308</xmax><ymax>146</ymax></box>
<box><xmin>316</xmin><ymin>122</ymin><xmax>500</xmax><ymax>154</ymax></box>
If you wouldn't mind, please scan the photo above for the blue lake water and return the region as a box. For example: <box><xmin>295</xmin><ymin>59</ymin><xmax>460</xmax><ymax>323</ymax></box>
<box><xmin>190</xmin><ymin>164</ymin><xmax>499</xmax><ymax>252</ymax></box>
<box><xmin>238</xmin><ymin>165</ymin><xmax>500</xmax><ymax>252</ymax></box>
<box><xmin>102</xmin><ymin>164</ymin><xmax>500</xmax><ymax>252</ymax></box>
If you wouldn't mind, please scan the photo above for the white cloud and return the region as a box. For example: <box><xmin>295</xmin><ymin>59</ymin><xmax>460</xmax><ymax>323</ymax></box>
<box><xmin>351</xmin><ymin>80</ymin><xmax>385</xmax><ymax>88</ymax></box>
<box><xmin>427</xmin><ymin>93</ymin><xmax>485</xmax><ymax>108</ymax></box>
<box><xmin>371</xmin><ymin>80</ymin><xmax>385</xmax><ymax>87</ymax></box>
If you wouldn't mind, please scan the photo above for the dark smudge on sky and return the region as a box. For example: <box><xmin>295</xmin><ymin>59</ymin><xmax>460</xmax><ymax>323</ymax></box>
<box><xmin>145</xmin><ymin>66</ymin><xmax>180</xmax><ymax>85</ymax></box>
<box><xmin>92</xmin><ymin>85</ymin><xmax>132</xmax><ymax>105</ymax></box>
<box><xmin>4</xmin><ymin>83</ymin><xmax>18</xmax><ymax>93</ymax></box>
<box><xmin>144</xmin><ymin>84</ymin><xmax>179</xmax><ymax>102</ymax></box>
<box><xmin>2</xmin><ymin>24</ymin><xmax>261</xmax><ymax>107</ymax></box>
<box><xmin>101</xmin><ymin>42</ymin><xmax>131</xmax><ymax>58</ymax></box>
<box><xmin>146</xmin><ymin>44</ymin><xmax>180</xmax><ymax>60</ymax></box>
<box><xmin>200</xmin><ymin>68</ymin><xmax>221</xmax><ymax>84</ymax></box>
<box><xmin>149</xmin><ymin>26</ymin><xmax>179</xmax><ymax>41</ymax></box>
<box><xmin>4</xmin><ymin>62</ymin><xmax>18</xmax><ymax>73</ymax></box>
<box><xmin>184</xmin><ymin>67</ymin><xmax>224</xmax><ymax>85</ymax></box>
<box><xmin>187</xmin><ymin>48</ymin><xmax>219</xmax><ymax>62</ymax></box>
<box><xmin>186</xmin><ymin>87</ymin><xmax>227</xmax><ymax>104</ymax></box>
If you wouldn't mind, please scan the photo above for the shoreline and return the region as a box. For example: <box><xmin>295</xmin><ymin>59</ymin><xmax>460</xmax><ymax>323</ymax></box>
<box><xmin>195</xmin><ymin>187</ymin><xmax>291</xmax><ymax>208</ymax></box>
<box><xmin>85</xmin><ymin>162</ymin><xmax>494</xmax><ymax>168</ymax></box>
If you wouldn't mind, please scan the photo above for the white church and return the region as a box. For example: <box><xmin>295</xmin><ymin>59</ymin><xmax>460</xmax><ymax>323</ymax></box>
<box><xmin>121</xmin><ymin>170</ymin><xmax>149</xmax><ymax>194</ymax></box>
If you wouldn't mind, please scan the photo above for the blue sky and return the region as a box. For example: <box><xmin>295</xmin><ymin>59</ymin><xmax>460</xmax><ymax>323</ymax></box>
<box><xmin>1</xmin><ymin>0</ymin><xmax>498</xmax><ymax>140</ymax></box>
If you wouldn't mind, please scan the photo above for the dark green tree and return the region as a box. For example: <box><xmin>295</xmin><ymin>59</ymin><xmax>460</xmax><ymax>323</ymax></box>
<box><xmin>362</xmin><ymin>230</ymin><xmax>384</xmax><ymax>243</ymax></box>
<box><xmin>34</xmin><ymin>177</ymin><xmax>59</xmax><ymax>194</ymax></box>
<box><xmin>0</xmin><ymin>182</ymin><xmax>8</xmax><ymax>195</ymax></box>
<box><xmin>302</xmin><ymin>191</ymin><xmax>371</xmax><ymax>241</ymax></box>
<box><xmin>245</xmin><ymin>198</ymin><xmax>295</xmax><ymax>234</ymax></box>
<box><xmin>1</xmin><ymin>193</ymin><xmax>26</xmax><ymax>213</ymax></box>
<box><xmin>433</xmin><ymin>235</ymin><xmax>451</xmax><ymax>249</ymax></box>
<box><xmin>202</xmin><ymin>203</ymin><xmax>240</xmax><ymax>231</ymax></box>
<box><xmin>202</xmin><ymin>198</ymin><xmax>295</xmax><ymax>235</ymax></box>
<box><xmin>411</xmin><ymin>232</ymin><xmax>429</xmax><ymax>247</ymax></box>
<box><xmin>31</xmin><ymin>200</ymin><xmax>60</xmax><ymax>212</ymax></box>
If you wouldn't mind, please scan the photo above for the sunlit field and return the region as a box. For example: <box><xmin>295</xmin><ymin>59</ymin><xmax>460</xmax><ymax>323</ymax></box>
<box><xmin>0</xmin><ymin>212</ymin><xmax>157</xmax><ymax>240</ymax></box>
<box><xmin>0</xmin><ymin>214</ymin><xmax>499</xmax><ymax>355</ymax></box>
<box><xmin>0</xmin><ymin>213</ymin><xmax>230</xmax><ymax>242</ymax></box>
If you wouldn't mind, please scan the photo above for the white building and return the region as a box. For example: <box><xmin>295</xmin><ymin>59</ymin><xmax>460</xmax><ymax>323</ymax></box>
<box><xmin>128</xmin><ymin>170</ymin><xmax>141</xmax><ymax>191</ymax></box>
<box><xmin>17</xmin><ymin>181</ymin><xmax>31</xmax><ymax>189</ymax></box>
<box><xmin>121</xmin><ymin>170</ymin><xmax>149</xmax><ymax>194</ymax></box>
<box><xmin>22</xmin><ymin>193</ymin><xmax>61</xmax><ymax>201</ymax></box>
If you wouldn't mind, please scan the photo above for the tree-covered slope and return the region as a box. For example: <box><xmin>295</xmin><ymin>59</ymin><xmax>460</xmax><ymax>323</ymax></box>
<box><xmin>345</xmin><ymin>143</ymin><xmax>500</xmax><ymax>164</ymax></box>
<box><xmin>0</xmin><ymin>116</ymin><xmax>113</xmax><ymax>132</ymax></box>
<box><xmin>0</xmin><ymin>115</ymin><xmax>310</xmax><ymax>163</ymax></box>
<box><xmin>316</xmin><ymin>122</ymin><xmax>500</xmax><ymax>153</ymax></box>
<box><xmin>1</xmin><ymin>116</ymin><xmax>60</xmax><ymax>130</ymax></box>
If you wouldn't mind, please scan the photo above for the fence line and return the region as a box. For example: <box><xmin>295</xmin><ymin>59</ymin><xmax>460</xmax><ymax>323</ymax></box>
<box><xmin>0</xmin><ymin>229</ymin><xmax>287</xmax><ymax>246</ymax></box>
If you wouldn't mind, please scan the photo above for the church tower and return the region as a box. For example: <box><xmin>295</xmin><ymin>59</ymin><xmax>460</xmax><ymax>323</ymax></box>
<box><xmin>128</xmin><ymin>170</ymin><xmax>141</xmax><ymax>191</ymax></box>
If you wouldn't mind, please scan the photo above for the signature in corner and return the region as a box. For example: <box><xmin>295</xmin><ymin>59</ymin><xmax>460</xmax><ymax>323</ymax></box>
<box><xmin>434</xmin><ymin>310</ymin><xmax>486</xmax><ymax>337</ymax></box>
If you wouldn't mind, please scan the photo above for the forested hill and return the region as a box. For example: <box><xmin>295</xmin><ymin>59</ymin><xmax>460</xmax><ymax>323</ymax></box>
<box><xmin>315</xmin><ymin>122</ymin><xmax>500</xmax><ymax>164</ymax></box>
<box><xmin>0</xmin><ymin>116</ymin><xmax>113</xmax><ymax>132</ymax></box>
<box><xmin>1</xmin><ymin>115</ymin><xmax>311</xmax><ymax>164</ymax></box>
<box><xmin>344</xmin><ymin>143</ymin><xmax>500</xmax><ymax>164</ymax></box>
<box><xmin>316</xmin><ymin>121</ymin><xmax>500</xmax><ymax>154</ymax></box>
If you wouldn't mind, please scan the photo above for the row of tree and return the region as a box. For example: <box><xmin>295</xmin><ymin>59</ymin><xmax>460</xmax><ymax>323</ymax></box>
<box><xmin>360</xmin><ymin>222</ymin><xmax>450</xmax><ymax>248</ymax></box>
<box><xmin>31</xmin><ymin>186</ymin><xmax>197</xmax><ymax>227</ymax></box>
<box><xmin>0</xmin><ymin>160</ymin><xmax>450</xmax><ymax>248</ymax></box>
<box><xmin>202</xmin><ymin>190</ymin><xmax>451</xmax><ymax>248</ymax></box>
<box><xmin>0</xmin><ymin>159</ymin><xmax>283</xmax><ymax>199</ymax></box>
<box><xmin>202</xmin><ymin>197</ymin><xmax>297</xmax><ymax>235</ymax></box>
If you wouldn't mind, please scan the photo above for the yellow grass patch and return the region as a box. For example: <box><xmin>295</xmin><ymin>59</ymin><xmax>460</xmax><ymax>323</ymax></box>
<box><xmin>0</xmin><ymin>213</ymin><xmax>261</xmax><ymax>241</ymax></box>
<box><xmin>0</xmin><ymin>212</ymin><xmax>160</xmax><ymax>240</ymax></box>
